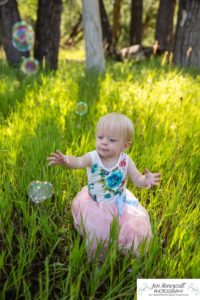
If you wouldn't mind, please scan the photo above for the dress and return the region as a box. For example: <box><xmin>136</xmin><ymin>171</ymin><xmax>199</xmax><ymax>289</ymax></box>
<box><xmin>71</xmin><ymin>150</ymin><xmax>152</xmax><ymax>258</ymax></box>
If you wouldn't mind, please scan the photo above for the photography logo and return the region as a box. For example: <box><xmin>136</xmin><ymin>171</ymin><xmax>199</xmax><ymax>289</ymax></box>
<box><xmin>137</xmin><ymin>279</ymin><xmax>200</xmax><ymax>300</ymax></box>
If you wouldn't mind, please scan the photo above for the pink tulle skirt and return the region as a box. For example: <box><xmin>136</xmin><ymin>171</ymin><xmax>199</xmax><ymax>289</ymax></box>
<box><xmin>71</xmin><ymin>186</ymin><xmax>152</xmax><ymax>259</ymax></box>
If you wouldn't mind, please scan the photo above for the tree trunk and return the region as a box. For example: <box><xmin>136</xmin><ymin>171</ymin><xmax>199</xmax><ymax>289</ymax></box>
<box><xmin>174</xmin><ymin>0</ymin><xmax>200</xmax><ymax>68</ymax></box>
<box><xmin>130</xmin><ymin>0</ymin><xmax>143</xmax><ymax>45</ymax></box>
<box><xmin>155</xmin><ymin>0</ymin><xmax>176</xmax><ymax>51</ymax></box>
<box><xmin>34</xmin><ymin>0</ymin><xmax>62</xmax><ymax>70</ymax></box>
<box><xmin>82</xmin><ymin>0</ymin><xmax>105</xmax><ymax>72</ymax></box>
<box><xmin>0</xmin><ymin>0</ymin><xmax>23</xmax><ymax>66</ymax></box>
<box><xmin>65</xmin><ymin>13</ymin><xmax>82</xmax><ymax>46</ymax></box>
<box><xmin>112</xmin><ymin>0</ymin><xmax>121</xmax><ymax>47</ymax></box>
<box><xmin>99</xmin><ymin>0</ymin><xmax>113</xmax><ymax>54</ymax></box>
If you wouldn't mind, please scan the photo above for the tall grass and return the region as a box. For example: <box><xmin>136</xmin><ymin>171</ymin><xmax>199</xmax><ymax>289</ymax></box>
<box><xmin>0</xmin><ymin>57</ymin><xmax>199</xmax><ymax>299</ymax></box>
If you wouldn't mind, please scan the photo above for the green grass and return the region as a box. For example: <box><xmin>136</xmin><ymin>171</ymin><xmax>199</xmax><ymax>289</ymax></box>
<box><xmin>0</xmin><ymin>56</ymin><xmax>199</xmax><ymax>299</ymax></box>
<box><xmin>59</xmin><ymin>47</ymin><xmax>85</xmax><ymax>61</ymax></box>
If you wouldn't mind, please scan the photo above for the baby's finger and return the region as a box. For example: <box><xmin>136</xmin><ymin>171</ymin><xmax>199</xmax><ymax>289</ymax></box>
<box><xmin>154</xmin><ymin>177</ymin><xmax>160</xmax><ymax>182</ymax></box>
<box><xmin>146</xmin><ymin>183</ymin><xmax>152</xmax><ymax>189</ymax></box>
<box><xmin>55</xmin><ymin>150</ymin><xmax>64</xmax><ymax>156</ymax></box>
<box><xmin>153</xmin><ymin>172</ymin><xmax>161</xmax><ymax>177</ymax></box>
<box><xmin>47</xmin><ymin>154</ymin><xmax>57</xmax><ymax>160</ymax></box>
<box><xmin>49</xmin><ymin>151</ymin><xmax>58</xmax><ymax>156</ymax></box>
<box><xmin>47</xmin><ymin>157</ymin><xmax>54</xmax><ymax>161</ymax></box>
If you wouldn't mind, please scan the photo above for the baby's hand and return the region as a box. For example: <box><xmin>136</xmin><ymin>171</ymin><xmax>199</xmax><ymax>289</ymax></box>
<box><xmin>47</xmin><ymin>150</ymin><xmax>70</xmax><ymax>167</ymax></box>
<box><xmin>144</xmin><ymin>168</ymin><xmax>161</xmax><ymax>189</ymax></box>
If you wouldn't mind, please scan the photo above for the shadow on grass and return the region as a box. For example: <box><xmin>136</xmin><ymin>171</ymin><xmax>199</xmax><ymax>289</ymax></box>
<box><xmin>0</xmin><ymin>60</ymin><xmax>69</xmax><ymax>121</ymax></box>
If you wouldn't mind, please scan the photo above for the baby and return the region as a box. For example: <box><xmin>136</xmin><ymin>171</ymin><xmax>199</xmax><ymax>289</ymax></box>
<box><xmin>48</xmin><ymin>113</ymin><xmax>160</xmax><ymax>259</ymax></box>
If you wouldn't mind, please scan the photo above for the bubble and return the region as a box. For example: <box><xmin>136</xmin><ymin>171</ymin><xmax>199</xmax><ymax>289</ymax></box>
<box><xmin>21</xmin><ymin>57</ymin><xmax>39</xmax><ymax>75</ymax></box>
<box><xmin>27</xmin><ymin>181</ymin><xmax>54</xmax><ymax>204</ymax></box>
<box><xmin>0</xmin><ymin>0</ymin><xmax>9</xmax><ymax>5</ymax></box>
<box><xmin>75</xmin><ymin>101</ymin><xmax>88</xmax><ymax>116</ymax></box>
<box><xmin>12</xmin><ymin>21</ymin><xmax>34</xmax><ymax>52</ymax></box>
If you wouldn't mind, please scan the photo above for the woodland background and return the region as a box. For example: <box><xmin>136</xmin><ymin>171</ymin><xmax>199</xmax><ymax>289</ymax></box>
<box><xmin>1</xmin><ymin>0</ymin><xmax>200</xmax><ymax>71</ymax></box>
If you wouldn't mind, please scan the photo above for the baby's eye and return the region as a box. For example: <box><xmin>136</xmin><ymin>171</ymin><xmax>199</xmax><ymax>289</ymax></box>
<box><xmin>98</xmin><ymin>136</ymin><xmax>103</xmax><ymax>139</ymax></box>
<box><xmin>109</xmin><ymin>138</ymin><xmax>117</xmax><ymax>142</ymax></box>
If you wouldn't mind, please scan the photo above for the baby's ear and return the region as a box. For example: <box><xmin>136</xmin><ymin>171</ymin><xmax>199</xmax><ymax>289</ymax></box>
<box><xmin>124</xmin><ymin>141</ymin><xmax>131</xmax><ymax>149</ymax></box>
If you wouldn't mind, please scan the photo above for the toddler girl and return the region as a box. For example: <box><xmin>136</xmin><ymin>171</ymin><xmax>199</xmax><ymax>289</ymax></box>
<box><xmin>47</xmin><ymin>113</ymin><xmax>160</xmax><ymax>259</ymax></box>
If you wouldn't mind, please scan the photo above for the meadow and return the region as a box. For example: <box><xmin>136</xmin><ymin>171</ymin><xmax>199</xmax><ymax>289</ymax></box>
<box><xmin>0</xmin><ymin>55</ymin><xmax>199</xmax><ymax>299</ymax></box>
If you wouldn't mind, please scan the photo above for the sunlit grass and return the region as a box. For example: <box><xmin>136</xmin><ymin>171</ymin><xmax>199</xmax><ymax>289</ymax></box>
<box><xmin>59</xmin><ymin>46</ymin><xmax>85</xmax><ymax>61</ymax></box>
<box><xmin>0</xmin><ymin>57</ymin><xmax>199</xmax><ymax>299</ymax></box>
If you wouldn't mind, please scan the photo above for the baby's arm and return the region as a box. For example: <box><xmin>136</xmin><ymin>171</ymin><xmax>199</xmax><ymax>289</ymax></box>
<box><xmin>47</xmin><ymin>150</ymin><xmax>91</xmax><ymax>169</ymax></box>
<box><xmin>127</xmin><ymin>157</ymin><xmax>161</xmax><ymax>188</ymax></box>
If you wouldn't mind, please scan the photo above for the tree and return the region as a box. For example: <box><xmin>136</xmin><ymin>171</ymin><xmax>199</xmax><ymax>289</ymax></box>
<box><xmin>112</xmin><ymin>0</ymin><xmax>121</xmax><ymax>47</ymax></box>
<box><xmin>0</xmin><ymin>0</ymin><xmax>23</xmax><ymax>66</ymax></box>
<box><xmin>155</xmin><ymin>0</ymin><xmax>176</xmax><ymax>51</ymax></box>
<box><xmin>64</xmin><ymin>13</ymin><xmax>82</xmax><ymax>47</ymax></box>
<box><xmin>34</xmin><ymin>0</ymin><xmax>62</xmax><ymax>70</ymax></box>
<box><xmin>99</xmin><ymin>0</ymin><xmax>113</xmax><ymax>54</ymax></box>
<box><xmin>130</xmin><ymin>0</ymin><xmax>143</xmax><ymax>45</ymax></box>
<box><xmin>82</xmin><ymin>0</ymin><xmax>105</xmax><ymax>72</ymax></box>
<box><xmin>174</xmin><ymin>0</ymin><xmax>200</xmax><ymax>68</ymax></box>
<box><xmin>98</xmin><ymin>0</ymin><xmax>121</xmax><ymax>60</ymax></box>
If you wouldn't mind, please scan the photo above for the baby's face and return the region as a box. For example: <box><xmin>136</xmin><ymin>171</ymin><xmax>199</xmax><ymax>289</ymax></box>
<box><xmin>96</xmin><ymin>129</ymin><xmax>126</xmax><ymax>159</ymax></box>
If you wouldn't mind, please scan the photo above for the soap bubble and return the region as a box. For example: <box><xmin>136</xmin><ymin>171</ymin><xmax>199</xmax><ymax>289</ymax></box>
<box><xmin>0</xmin><ymin>0</ymin><xmax>9</xmax><ymax>5</ymax></box>
<box><xmin>21</xmin><ymin>57</ymin><xmax>39</xmax><ymax>75</ymax></box>
<box><xmin>75</xmin><ymin>101</ymin><xmax>88</xmax><ymax>116</ymax></box>
<box><xmin>27</xmin><ymin>181</ymin><xmax>54</xmax><ymax>204</ymax></box>
<box><xmin>12</xmin><ymin>21</ymin><xmax>34</xmax><ymax>52</ymax></box>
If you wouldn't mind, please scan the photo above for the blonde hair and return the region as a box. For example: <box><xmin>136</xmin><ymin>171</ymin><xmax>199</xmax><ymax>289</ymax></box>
<box><xmin>96</xmin><ymin>112</ymin><xmax>134</xmax><ymax>143</ymax></box>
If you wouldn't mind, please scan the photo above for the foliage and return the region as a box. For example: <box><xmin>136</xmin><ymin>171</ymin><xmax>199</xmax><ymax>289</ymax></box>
<box><xmin>17</xmin><ymin>0</ymin><xmax>161</xmax><ymax>49</ymax></box>
<box><xmin>0</xmin><ymin>55</ymin><xmax>199</xmax><ymax>299</ymax></box>
<box><xmin>18</xmin><ymin>0</ymin><xmax>37</xmax><ymax>23</ymax></box>
<box><xmin>92</xmin><ymin>0</ymin><xmax>160</xmax><ymax>47</ymax></box>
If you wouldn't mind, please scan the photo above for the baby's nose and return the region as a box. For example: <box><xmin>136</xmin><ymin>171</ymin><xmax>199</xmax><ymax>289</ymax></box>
<box><xmin>102</xmin><ymin>138</ymin><xmax>108</xmax><ymax>144</ymax></box>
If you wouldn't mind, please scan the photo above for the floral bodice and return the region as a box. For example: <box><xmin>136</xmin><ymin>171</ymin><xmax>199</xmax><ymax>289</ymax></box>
<box><xmin>87</xmin><ymin>150</ymin><xmax>128</xmax><ymax>202</ymax></box>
